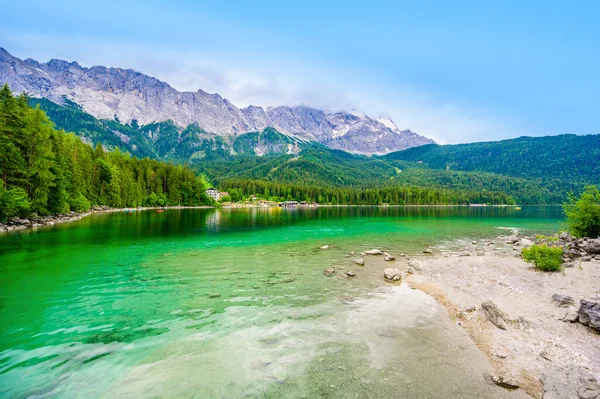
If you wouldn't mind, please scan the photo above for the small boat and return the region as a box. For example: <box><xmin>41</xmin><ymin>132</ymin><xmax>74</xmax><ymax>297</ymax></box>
<box><xmin>156</xmin><ymin>209</ymin><xmax>165</xmax><ymax>213</ymax></box>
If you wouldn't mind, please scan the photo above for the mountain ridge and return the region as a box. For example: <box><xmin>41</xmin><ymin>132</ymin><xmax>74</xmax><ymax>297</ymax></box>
<box><xmin>0</xmin><ymin>47</ymin><xmax>434</xmax><ymax>155</ymax></box>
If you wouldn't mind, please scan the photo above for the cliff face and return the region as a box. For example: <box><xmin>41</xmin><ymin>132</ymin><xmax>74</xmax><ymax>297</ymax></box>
<box><xmin>0</xmin><ymin>48</ymin><xmax>435</xmax><ymax>154</ymax></box>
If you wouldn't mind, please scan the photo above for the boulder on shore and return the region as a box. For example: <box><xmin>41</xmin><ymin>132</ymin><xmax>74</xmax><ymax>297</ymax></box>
<box><xmin>481</xmin><ymin>300</ymin><xmax>507</xmax><ymax>330</ymax></box>
<box><xmin>383</xmin><ymin>268</ymin><xmax>401</xmax><ymax>281</ymax></box>
<box><xmin>579</xmin><ymin>238</ymin><xmax>600</xmax><ymax>254</ymax></box>
<box><xmin>365</xmin><ymin>249</ymin><xmax>383</xmax><ymax>255</ymax></box>
<box><xmin>577</xmin><ymin>299</ymin><xmax>600</xmax><ymax>332</ymax></box>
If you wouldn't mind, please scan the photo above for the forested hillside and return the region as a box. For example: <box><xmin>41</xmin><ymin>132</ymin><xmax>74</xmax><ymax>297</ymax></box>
<box><xmin>383</xmin><ymin>135</ymin><xmax>600</xmax><ymax>183</ymax></box>
<box><xmin>0</xmin><ymin>84</ymin><xmax>211</xmax><ymax>221</ymax></box>
<box><xmin>199</xmin><ymin>146</ymin><xmax>579</xmax><ymax>204</ymax></box>
<box><xmin>4</xmin><ymin>90</ymin><xmax>594</xmax><ymax>208</ymax></box>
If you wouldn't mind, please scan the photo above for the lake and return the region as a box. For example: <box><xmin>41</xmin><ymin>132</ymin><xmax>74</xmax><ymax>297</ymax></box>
<box><xmin>0</xmin><ymin>206</ymin><xmax>562</xmax><ymax>398</ymax></box>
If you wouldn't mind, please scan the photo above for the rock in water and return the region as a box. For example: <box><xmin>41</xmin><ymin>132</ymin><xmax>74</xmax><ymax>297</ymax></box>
<box><xmin>551</xmin><ymin>294</ymin><xmax>575</xmax><ymax>308</ymax></box>
<box><xmin>542</xmin><ymin>365</ymin><xmax>600</xmax><ymax>399</ymax></box>
<box><xmin>578</xmin><ymin>299</ymin><xmax>600</xmax><ymax>332</ymax></box>
<box><xmin>407</xmin><ymin>259</ymin><xmax>421</xmax><ymax>271</ymax></box>
<box><xmin>354</xmin><ymin>258</ymin><xmax>364</xmax><ymax>266</ymax></box>
<box><xmin>481</xmin><ymin>300</ymin><xmax>507</xmax><ymax>330</ymax></box>
<box><xmin>423</xmin><ymin>249</ymin><xmax>433</xmax><ymax>254</ymax></box>
<box><xmin>323</xmin><ymin>268</ymin><xmax>335</xmax><ymax>277</ymax></box>
<box><xmin>384</xmin><ymin>255</ymin><xmax>395</xmax><ymax>261</ymax></box>
<box><xmin>365</xmin><ymin>249</ymin><xmax>383</xmax><ymax>255</ymax></box>
<box><xmin>320</xmin><ymin>245</ymin><xmax>330</xmax><ymax>249</ymax></box>
<box><xmin>383</xmin><ymin>268</ymin><xmax>401</xmax><ymax>281</ymax></box>
<box><xmin>346</xmin><ymin>271</ymin><xmax>356</xmax><ymax>277</ymax></box>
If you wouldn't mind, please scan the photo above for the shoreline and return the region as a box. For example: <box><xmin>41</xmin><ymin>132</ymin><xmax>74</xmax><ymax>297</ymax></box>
<box><xmin>0</xmin><ymin>205</ymin><xmax>215</xmax><ymax>233</ymax></box>
<box><xmin>1</xmin><ymin>204</ymin><xmax>558</xmax><ymax>233</ymax></box>
<box><xmin>394</xmin><ymin>234</ymin><xmax>600</xmax><ymax>398</ymax></box>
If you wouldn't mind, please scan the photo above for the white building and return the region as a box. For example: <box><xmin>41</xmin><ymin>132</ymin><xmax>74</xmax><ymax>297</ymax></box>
<box><xmin>206</xmin><ymin>187</ymin><xmax>220</xmax><ymax>201</ymax></box>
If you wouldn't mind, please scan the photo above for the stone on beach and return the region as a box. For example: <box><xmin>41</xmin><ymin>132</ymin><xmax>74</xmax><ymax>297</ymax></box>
<box><xmin>383</xmin><ymin>268</ymin><xmax>401</xmax><ymax>281</ymax></box>
<box><xmin>481</xmin><ymin>300</ymin><xmax>507</xmax><ymax>330</ymax></box>
<box><xmin>551</xmin><ymin>294</ymin><xmax>575</xmax><ymax>308</ymax></box>
<box><xmin>407</xmin><ymin>259</ymin><xmax>421</xmax><ymax>271</ymax></box>
<box><xmin>483</xmin><ymin>373</ymin><xmax>520</xmax><ymax>390</ymax></box>
<box><xmin>562</xmin><ymin>307</ymin><xmax>579</xmax><ymax>323</ymax></box>
<box><xmin>365</xmin><ymin>249</ymin><xmax>383</xmax><ymax>255</ymax></box>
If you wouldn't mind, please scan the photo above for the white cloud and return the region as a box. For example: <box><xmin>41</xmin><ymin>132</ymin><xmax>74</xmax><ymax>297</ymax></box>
<box><xmin>1</xmin><ymin>29</ymin><xmax>526</xmax><ymax>144</ymax></box>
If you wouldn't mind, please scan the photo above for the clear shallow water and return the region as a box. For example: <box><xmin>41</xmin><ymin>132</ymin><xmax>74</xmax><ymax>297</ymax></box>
<box><xmin>0</xmin><ymin>206</ymin><xmax>561</xmax><ymax>398</ymax></box>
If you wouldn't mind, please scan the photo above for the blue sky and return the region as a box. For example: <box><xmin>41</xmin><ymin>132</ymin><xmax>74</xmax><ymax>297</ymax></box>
<box><xmin>2</xmin><ymin>0</ymin><xmax>598</xmax><ymax>143</ymax></box>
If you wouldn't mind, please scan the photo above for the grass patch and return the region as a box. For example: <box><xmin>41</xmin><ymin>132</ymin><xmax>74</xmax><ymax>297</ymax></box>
<box><xmin>522</xmin><ymin>244</ymin><xmax>563</xmax><ymax>272</ymax></box>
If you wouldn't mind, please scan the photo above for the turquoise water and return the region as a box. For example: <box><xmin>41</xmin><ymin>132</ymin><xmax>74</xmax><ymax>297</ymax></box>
<box><xmin>0</xmin><ymin>206</ymin><xmax>561</xmax><ymax>398</ymax></box>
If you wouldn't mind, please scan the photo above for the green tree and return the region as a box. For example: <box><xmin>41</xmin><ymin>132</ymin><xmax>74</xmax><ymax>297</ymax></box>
<box><xmin>563</xmin><ymin>185</ymin><xmax>600</xmax><ymax>238</ymax></box>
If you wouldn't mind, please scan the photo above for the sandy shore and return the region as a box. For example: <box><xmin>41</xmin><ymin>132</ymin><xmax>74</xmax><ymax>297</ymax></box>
<box><xmin>399</xmin><ymin>237</ymin><xmax>600</xmax><ymax>398</ymax></box>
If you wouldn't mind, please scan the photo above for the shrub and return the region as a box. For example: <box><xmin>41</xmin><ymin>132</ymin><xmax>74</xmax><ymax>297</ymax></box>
<box><xmin>563</xmin><ymin>185</ymin><xmax>600</xmax><ymax>238</ymax></box>
<box><xmin>522</xmin><ymin>244</ymin><xmax>563</xmax><ymax>272</ymax></box>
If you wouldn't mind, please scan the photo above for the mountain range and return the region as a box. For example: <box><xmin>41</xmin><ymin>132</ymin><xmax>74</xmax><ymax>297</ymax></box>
<box><xmin>0</xmin><ymin>47</ymin><xmax>434</xmax><ymax>155</ymax></box>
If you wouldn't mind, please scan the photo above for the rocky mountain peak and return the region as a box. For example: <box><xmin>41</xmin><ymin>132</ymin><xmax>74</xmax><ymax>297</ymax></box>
<box><xmin>0</xmin><ymin>48</ymin><xmax>435</xmax><ymax>154</ymax></box>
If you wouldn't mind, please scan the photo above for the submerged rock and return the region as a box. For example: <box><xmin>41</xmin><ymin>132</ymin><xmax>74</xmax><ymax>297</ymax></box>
<box><xmin>354</xmin><ymin>258</ymin><xmax>364</xmax><ymax>266</ymax></box>
<box><xmin>320</xmin><ymin>245</ymin><xmax>331</xmax><ymax>250</ymax></box>
<box><xmin>346</xmin><ymin>271</ymin><xmax>356</xmax><ymax>277</ymax></box>
<box><xmin>323</xmin><ymin>268</ymin><xmax>335</xmax><ymax>277</ymax></box>
<box><xmin>423</xmin><ymin>249</ymin><xmax>433</xmax><ymax>254</ymax></box>
<box><xmin>481</xmin><ymin>300</ymin><xmax>507</xmax><ymax>330</ymax></box>
<box><xmin>365</xmin><ymin>249</ymin><xmax>383</xmax><ymax>255</ymax></box>
<box><xmin>578</xmin><ymin>299</ymin><xmax>600</xmax><ymax>332</ymax></box>
<box><xmin>541</xmin><ymin>365</ymin><xmax>600</xmax><ymax>399</ymax></box>
<box><xmin>208</xmin><ymin>293</ymin><xmax>221</xmax><ymax>298</ymax></box>
<box><xmin>551</xmin><ymin>294</ymin><xmax>575</xmax><ymax>308</ymax></box>
<box><xmin>383</xmin><ymin>268</ymin><xmax>401</xmax><ymax>281</ymax></box>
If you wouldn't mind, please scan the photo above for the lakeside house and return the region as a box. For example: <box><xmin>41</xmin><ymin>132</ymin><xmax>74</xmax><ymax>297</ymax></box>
<box><xmin>206</xmin><ymin>188</ymin><xmax>221</xmax><ymax>201</ymax></box>
<box><xmin>281</xmin><ymin>201</ymin><xmax>298</xmax><ymax>207</ymax></box>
